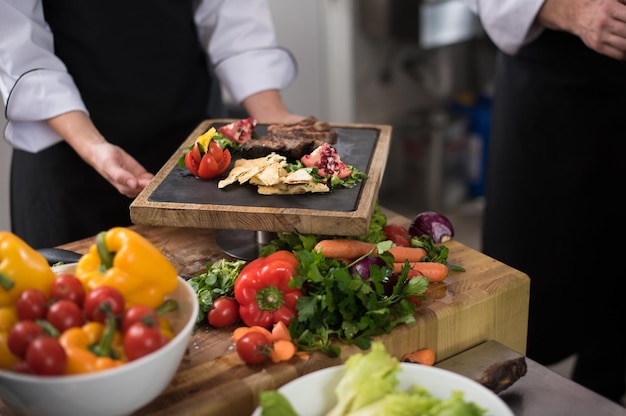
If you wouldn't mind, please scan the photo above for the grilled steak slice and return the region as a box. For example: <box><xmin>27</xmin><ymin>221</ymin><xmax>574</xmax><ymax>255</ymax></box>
<box><xmin>240</xmin><ymin>135</ymin><xmax>324</xmax><ymax>161</ymax></box>
<box><xmin>267</xmin><ymin>117</ymin><xmax>338</xmax><ymax>144</ymax></box>
<box><xmin>240</xmin><ymin>117</ymin><xmax>338</xmax><ymax>161</ymax></box>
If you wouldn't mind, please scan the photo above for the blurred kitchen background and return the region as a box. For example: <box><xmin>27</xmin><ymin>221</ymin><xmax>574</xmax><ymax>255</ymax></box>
<box><xmin>0</xmin><ymin>0</ymin><xmax>578</xmax><ymax>378</ymax></box>
<box><xmin>1</xmin><ymin>0</ymin><xmax>492</xmax><ymax>249</ymax></box>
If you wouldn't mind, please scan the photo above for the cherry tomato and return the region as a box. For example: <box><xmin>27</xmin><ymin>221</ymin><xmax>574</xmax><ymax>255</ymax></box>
<box><xmin>50</xmin><ymin>273</ymin><xmax>86</xmax><ymax>307</ymax></box>
<box><xmin>13</xmin><ymin>360</ymin><xmax>32</xmax><ymax>374</ymax></box>
<box><xmin>84</xmin><ymin>286</ymin><xmax>126</xmax><ymax>323</ymax></box>
<box><xmin>208</xmin><ymin>297</ymin><xmax>239</xmax><ymax>328</ymax></box>
<box><xmin>198</xmin><ymin>153</ymin><xmax>219</xmax><ymax>179</ymax></box>
<box><xmin>184</xmin><ymin>149</ymin><xmax>201</xmax><ymax>177</ymax></box>
<box><xmin>236</xmin><ymin>331</ymin><xmax>271</xmax><ymax>365</ymax></box>
<box><xmin>383</xmin><ymin>225</ymin><xmax>411</xmax><ymax>247</ymax></box>
<box><xmin>7</xmin><ymin>320</ymin><xmax>43</xmax><ymax>359</ymax></box>
<box><xmin>46</xmin><ymin>299</ymin><xmax>85</xmax><ymax>332</ymax></box>
<box><xmin>207</xmin><ymin>139</ymin><xmax>223</xmax><ymax>162</ymax></box>
<box><xmin>122</xmin><ymin>305</ymin><xmax>160</xmax><ymax>333</ymax></box>
<box><xmin>216</xmin><ymin>149</ymin><xmax>232</xmax><ymax>175</ymax></box>
<box><xmin>190</xmin><ymin>142</ymin><xmax>203</xmax><ymax>163</ymax></box>
<box><xmin>124</xmin><ymin>321</ymin><xmax>169</xmax><ymax>361</ymax></box>
<box><xmin>26</xmin><ymin>336</ymin><xmax>67</xmax><ymax>376</ymax></box>
<box><xmin>15</xmin><ymin>289</ymin><xmax>48</xmax><ymax>321</ymax></box>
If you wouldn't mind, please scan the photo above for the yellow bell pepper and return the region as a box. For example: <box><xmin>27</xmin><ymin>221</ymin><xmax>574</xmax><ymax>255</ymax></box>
<box><xmin>59</xmin><ymin>321</ymin><xmax>125</xmax><ymax>374</ymax></box>
<box><xmin>75</xmin><ymin>227</ymin><xmax>178</xmax><ymax>309</ymax></box>
<box><xmin>0</xmin><ymin>231</ymin><xmax>56</xmax><ymax>308</ymax></box>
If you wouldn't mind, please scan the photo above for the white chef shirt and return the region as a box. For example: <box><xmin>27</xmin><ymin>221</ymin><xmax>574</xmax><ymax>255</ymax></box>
<box><xmin>463</xmin><ymin>0</ymin><xmax>546</xmax><ymax>55</ymax></box>
<box><xmin>0</xmin><ymin>0</ymin><xmax>297</xmax><ymax>153</ymax></box>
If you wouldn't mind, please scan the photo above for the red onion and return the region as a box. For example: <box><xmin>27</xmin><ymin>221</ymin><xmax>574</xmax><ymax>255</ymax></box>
<box><xmin>409</xmin><ymin>211</ymin><xmax>454</xmax><ymax>243</ymax></box>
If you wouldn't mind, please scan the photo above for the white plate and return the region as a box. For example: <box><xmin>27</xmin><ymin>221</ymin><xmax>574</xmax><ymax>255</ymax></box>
<box><xmin>253</xmin><ymin>362</ymin><xmax>514</xmax><ymax>416</ymax></box>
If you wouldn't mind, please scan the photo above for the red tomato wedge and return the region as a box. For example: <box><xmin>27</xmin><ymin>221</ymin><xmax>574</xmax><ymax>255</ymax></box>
<box><xmin>198</xmin><ymin>154</ymin><xmax>219</xmax><ymax>179</ymax></box>
<box><xmin>217</xmin><ymin>149</ymin><xmax>232</xmax><ymax>175</ymax></box>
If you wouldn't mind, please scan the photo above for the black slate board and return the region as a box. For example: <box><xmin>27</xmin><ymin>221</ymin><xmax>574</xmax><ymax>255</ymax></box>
<box><xmin>148</xmin><ymin>123</ymin><xmax>380</xmax><ymax>212</ymax></box>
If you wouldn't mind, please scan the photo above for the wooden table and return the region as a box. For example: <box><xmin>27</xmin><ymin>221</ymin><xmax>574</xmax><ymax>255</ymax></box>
<box><xmin>6</xmin><ymin>209</ymin><xmax>531</xmax><ymax>415</ymax></box>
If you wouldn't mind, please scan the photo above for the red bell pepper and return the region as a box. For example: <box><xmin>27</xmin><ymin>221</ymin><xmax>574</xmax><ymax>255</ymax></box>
<box><xmin>234</xmin><ymin>250</ymin><xmax>302</xmax><ymax>329</ymax></box>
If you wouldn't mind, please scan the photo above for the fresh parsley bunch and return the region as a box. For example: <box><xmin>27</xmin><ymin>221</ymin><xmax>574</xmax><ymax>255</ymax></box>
<box><xmin>288</xmin><ymin>248</ymin><xmax>429</xmax><ymax>357</ymax></box>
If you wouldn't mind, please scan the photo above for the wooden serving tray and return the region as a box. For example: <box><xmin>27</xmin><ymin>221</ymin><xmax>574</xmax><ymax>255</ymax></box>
<box><xmin>130</xmin><ymin>120</ymin><xmax>392</xmax><ymax>236</ymax></box>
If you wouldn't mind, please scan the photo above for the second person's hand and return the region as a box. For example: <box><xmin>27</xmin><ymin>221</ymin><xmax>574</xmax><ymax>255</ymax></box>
<box><xmin>539</xmin><ymin>0</ymin><xmax>626</xmax><ymax>60</ymax></box>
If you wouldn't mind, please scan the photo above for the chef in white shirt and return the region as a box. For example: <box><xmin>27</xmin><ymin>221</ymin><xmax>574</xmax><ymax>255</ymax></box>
<box><xmin>0</xmin><ymin>0</ymin><xmax>304</xmax><ymax>249</ymax></box>
<box><xmin>464</xmin><ymin>0</ymin><xmax>626</xmax><ymax>405</ymax></box>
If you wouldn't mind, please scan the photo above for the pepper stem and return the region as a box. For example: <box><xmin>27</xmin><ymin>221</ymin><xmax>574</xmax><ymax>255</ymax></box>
<box><xmin>96</xmin><ymin>231</ymin><xmax>115</xmax><ymax>271</ymax></box>
<box><xmin>255</xmin><ymin>285</ymin><xmax>285</xmax><ymax>312</ymax></box>
<box><xmin>156</xmin><ymin>299</ymin><xmax>179</xmax><ymax>316</ymax></box>
<box><xmin>89</xmin><ymin>305</ymin><xmax>118</xmax><ymax>359</ymax></box>
<box><xmin>0</xmin><ymin>272</ymin><xmax>15</xmax><ymax>291</ymax></box>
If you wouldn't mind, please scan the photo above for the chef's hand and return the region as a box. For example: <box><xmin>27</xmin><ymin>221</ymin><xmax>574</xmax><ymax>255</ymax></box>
<box><xmin>47</xmin><ymin>110</ymin><xmax>153</xmax><ymax>198</ymax></box>
<box><xmin>538</xmin><ymin>0</ymin><xmax>626</xmax><ymax>60</ymax></box>
<box><xmin>87</xmin><ymin>142</ymin><xmax>154</xmax><ymax>198</ymax></box>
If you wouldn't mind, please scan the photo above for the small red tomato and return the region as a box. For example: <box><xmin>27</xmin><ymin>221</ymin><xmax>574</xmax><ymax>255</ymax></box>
<box><xmin>184</xmin><ymin>149</ymin><xmax>201</xmax><ymax>177</ymax></box>
<box><xmin>208</xmin><ymin>297</ymin><xmax>239</xmax><ymax>328</ymax></box>
<box><xmin>122</xmin><ymin>305</ymin><xmax>160</xmax><ymax>333</ymax></box>
<box><xmin>383</xmin><ymin>225</ymin><xmax>411</xmax><ymax>247</ymax></box>
<box><xmin>190</xmin><ymin>142</ymin><xmax>203</xmax><ymax>163</ymax></box>
<box><xmin>216</xmin><ymin>148</ymin><xmax>232</xmax><ymax>175</ymax></box>
<box><xmin>46</xmin><ymin>299</ymin><xmax>85</xmax><ymax>332</ymax></box>
<box><xmin>236</xmin><ymin>331</ymin><xmax>271</xmax><ymax>365</ymax></box>
<box><xmin>7</xmin><ymin>320</ymin><xmax>44</xmax><ymax>359</ymax></box>
<box><xmin>198</xmin><ymin>154</ymin><xmax>219</xmax><ymax>179</ymax></box>
<box><xmin>207</xmin><ymin>140</ymin><xmax>223</xmax><ymax>162</ymax></box>
<box><xmin>50</xmin><ymin>273</ymin><xmax>86</xmax><ymax>307</ymax></box>
<box><xmin>13</xmin><ymin>360</ymin><xmax>32</xmax><ymax>374</ymax></box>
<box><xmin>124</xmin><ymin>320</ymin><xmax>169</xmax><ymax>361</ymax></box>
<box><xmin>15</xmin><ymin>289</ymin><xmax>48</xmax><ymax>320</ymax></box>
<box><xmin>84</xmin><ymin>286</ymin><xmax>126</xmax><ymax>322</ymax></box>
<box><xmin>26</xmin><ymin>336</ymin><xmax>67</xmax><ymax>376</ymax></box>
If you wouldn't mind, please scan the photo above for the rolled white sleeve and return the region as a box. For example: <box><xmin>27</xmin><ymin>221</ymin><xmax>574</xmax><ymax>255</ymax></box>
<box><xmin>0</xmin><ymin>0</ymin><xmax>88</xmax><ymax>152</ymax></box>
<box><xmin>463</xmin><ymin>0</ymin><xmax>546</xmax><ymax>54</ymax></box>
<box><xmin>194</xmin><ymin>0</ymin><xmax>297</xmax><ymax>105</ymax></box>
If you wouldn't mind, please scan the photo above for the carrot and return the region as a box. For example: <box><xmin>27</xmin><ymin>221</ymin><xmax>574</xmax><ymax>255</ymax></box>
<box><xmin>394</xmin><ymin>261</ymin><xmax>449</xmax><ymax>283</ymax></box>
<box><xmin>269</xmin><ymin>339</ymin><xmax>297</xmax><ymax>363</ymax></box>
<box><xmin>232</xmin><ymin>325</ymin><xmax>273</xmax><ymax>343</ymax></box>
<box><xmin>388</xmin><ymin>246</ymin><xmax>427</xmax><ymax>263</ymax></box>
<box><xmin>271</xmin><ymin>321</ymin><xmax>292</xmax><ymax>342</ymax></box>
<box><xmin>313</xmin><ymin>239</ymin><xmax>375</xmax><ymax>259</ymax></box>
<box><xmin>401</xmin><ymin>348</ymin><xmax>435</xmax><ymax>366</ymax></box>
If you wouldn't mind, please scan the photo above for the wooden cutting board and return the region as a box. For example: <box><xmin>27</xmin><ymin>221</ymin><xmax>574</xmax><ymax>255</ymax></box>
<box><xmin>39</xmin><ymin>209</ymin><xmax>530</xmax><ymax>416</ymax></box>
<box><xmin>130</xmin><ymin>120</ymin><xmax>392</xmax><ymax>237</ymax></box>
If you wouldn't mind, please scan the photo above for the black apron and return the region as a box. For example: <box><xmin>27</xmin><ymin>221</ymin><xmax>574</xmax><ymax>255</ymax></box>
<box><xmin>11</xmin><ymin>1</ymin><xmax>221</xmax><ymax>248</ymax></box>
<box><xmin>484</xmin><ymin>29</ymin><xmax>625</xmax><ymax>401</ymax></box>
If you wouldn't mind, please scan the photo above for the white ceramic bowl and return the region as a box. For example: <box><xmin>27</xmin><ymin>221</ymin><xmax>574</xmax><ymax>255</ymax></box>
<box><xmin>0</xmin><ymin>264</ymin><xmax>198</xmax><ymax>416</ymax></box>
<box><xmin>253</xmin><ymin>362</ymin><xmax>514</xmax><ymax>416</ymax></box>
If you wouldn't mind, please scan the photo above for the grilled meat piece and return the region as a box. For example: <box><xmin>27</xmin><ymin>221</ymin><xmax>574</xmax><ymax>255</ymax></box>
<box><xmin>240</xmin><ymin>117</ymin><xmax>338</xmax><ymax>161</ymax></box>
<box><xmin>267</xmin><ymin>117</ymin><xmax>338</xmax><ymax>144</ymax></box>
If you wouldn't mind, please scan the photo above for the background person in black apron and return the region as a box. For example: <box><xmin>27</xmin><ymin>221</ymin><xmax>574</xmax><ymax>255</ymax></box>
<box><xmin>465</xmin><ymin>0</ymin><xmax>626</xmax><ymax>405</ymax></box>
<box><xmin>0</xmin><ymin>0</ymin><xmax>304</xmax><ymax>249</ymax></box>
